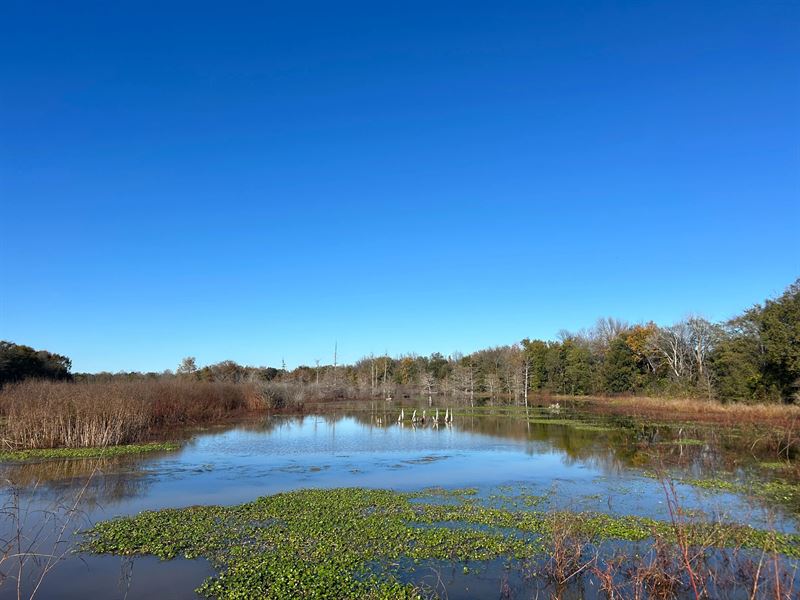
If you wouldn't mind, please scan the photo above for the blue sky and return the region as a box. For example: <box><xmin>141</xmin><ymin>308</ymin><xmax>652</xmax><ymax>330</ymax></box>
<box><xmin>1</xmin><ymin>1</ymin><xmax>798</xmax><ymax>373</ymax></box>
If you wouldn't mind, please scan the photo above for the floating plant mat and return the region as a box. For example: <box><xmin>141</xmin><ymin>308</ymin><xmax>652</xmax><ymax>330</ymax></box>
<box><xmin>83</xmin><ymin>486</ymin><xmax>800</xmax><ymax>599</ymax></box>
<box><xmin>0</xmin><ymin>442</ymin><xmax>180</xmax><ymax>462</ymax></box>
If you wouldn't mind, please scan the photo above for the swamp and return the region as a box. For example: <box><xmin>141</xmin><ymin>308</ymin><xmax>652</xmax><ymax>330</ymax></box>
<box><xmin>1</xmin><ymin>400</ymin><xmax>799</xmax><ymax>599</ymax></box>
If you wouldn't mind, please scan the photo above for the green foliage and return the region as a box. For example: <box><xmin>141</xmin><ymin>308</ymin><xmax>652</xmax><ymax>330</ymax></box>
<box><xmin>544</xmin><ymin>342</ymin><xmax>567</xmax><ymax>393</ymax></box>
<box><xmin>0</xmin><ymin>442</ymin><xmax>180</xmax><ymax>462</ymax></box>
<box><xmin>711</xmin><ymin>324</ymin><xmax>767</xmax><ymax>403</ymax></box>
<box><xmin>83</xmin><ymin>487</ymin><xmax>800</xmax><ymax>598</ymax></box>
<box><xmin>0</xmin><ymin>341</ymin><xmax>72</xmax><ymax>387</ymax></box>
<box><xmin>710</xmin><ymin>279</ymin><xmax>800</xmax><ymax>403</ymax></box>
<box><xmin>522</xmin><ymin>339</ymin><xmax>548</xmax><ymax>390</ymax></box>
<box><xmin>602</xmin><ymin>337</ymin><xmax>637</xmax><ymax>393</ymax></box>
<box><xmin>563</xmin><ymin>340</ymin><xmax>592</xmax><ymax>395</ymax></box>
<box><xmin>758</xmin><ymin>280</ymin><xmax>800</xmax><ymax>401</ymax></box>
<box><xmin>426</xmin><ymin>352</ymin><xmax>451</xmax><ymax>380</ymax></box>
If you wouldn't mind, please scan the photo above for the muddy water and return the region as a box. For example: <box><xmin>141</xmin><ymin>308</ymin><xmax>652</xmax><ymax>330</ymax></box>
<box><xmin>0</xmin><ymin>405</ymin><xmax>796</xmax><ymax>599</ymax></box>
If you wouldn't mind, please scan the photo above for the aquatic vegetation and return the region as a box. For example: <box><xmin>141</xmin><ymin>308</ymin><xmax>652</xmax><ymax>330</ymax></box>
<box><xmin>660</xmin><ymin>438</ymin><xmax>705</xmax><ymax>446</ymax></box>
<box><xmin>84</xmin><ymin>488</ymin><xmax>527</xmax><ymax>598</ymax></box>
<box><xmin>570</xmin><ymin>423</ymin><xmax>618</xmax><ymax>432</ymax></box>
<box><xmin>686</xmin><ymin>478</ymin><xmax>739</xmax><ymax>492</ymax></box>
<box><xmin>759</xmin><ymin>481</ymin><xmax>800</xmax><ymax>507</ymax></box>
<box><xmin>525</xmin><ymin>417</ymin><xmax>618</xmax><ymax>432</ymax></box>
<box><xmin>6</xmin><ymin>404</ymin><xmax>797</xmax><ymax>598</ymax></box>
<box><xmin>83</xmin><ymin>487</ymin><xmax>800</xmax><ymax>599</ymax></box>
<box><xmin>0</xmin><ymin>442</ymin><xmax>180</xmax><ymax>462</ymax></box>
<box><xmin>760</xmin><ymin>461</ymin><xmax>791</xmax><ymax>470</ymax></box>
<box><xmin>407</xmin><ymin>487</ymin><xmax>478</xmax><ymax>499</ymax></box>
<box><xmin>526</xmin><ymin>417</ymin><xmax>582</xmax><ymax>426</ymax></box>
<box><xmin>686</xmin><ymin>477</ymin><xmax>800</xmax><ymax>515</ymax></box>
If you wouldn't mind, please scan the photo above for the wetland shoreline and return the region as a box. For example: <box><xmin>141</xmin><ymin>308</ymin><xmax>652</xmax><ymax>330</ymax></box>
<box><xmin>2</xmin><ymin>404</ymin><xmax>800</xmax><ymax>599</ymax></box>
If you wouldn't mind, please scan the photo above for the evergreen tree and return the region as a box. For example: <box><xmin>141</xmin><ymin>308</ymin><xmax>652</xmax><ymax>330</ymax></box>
<box><xmin>602</xmin><ymin>337</ymin><xmax>637</xmax><ymax>393</ymax></box>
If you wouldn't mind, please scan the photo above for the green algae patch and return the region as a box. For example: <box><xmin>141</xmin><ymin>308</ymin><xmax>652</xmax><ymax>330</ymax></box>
<box><xmin>0</xmin><ymin>442</ymin><xmax>180</xmax><ymax>462</ymax></box>
<box><xmin>82</xmin><ymin>487</ymin><xmax>800</xmax><ymax>599</ymax></box>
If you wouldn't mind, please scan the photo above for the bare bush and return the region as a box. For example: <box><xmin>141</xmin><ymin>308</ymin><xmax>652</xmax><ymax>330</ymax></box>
<box><xmin>254</xmin><ymin>381</ymin><xmax>306</xmax><ymax>411</ymax></box>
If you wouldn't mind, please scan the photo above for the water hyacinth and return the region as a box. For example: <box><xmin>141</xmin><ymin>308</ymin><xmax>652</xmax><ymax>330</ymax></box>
<box><xmin>83</xmin><ymin>487</ymin><xmax>800</xmax><ymax>599</ymax></box>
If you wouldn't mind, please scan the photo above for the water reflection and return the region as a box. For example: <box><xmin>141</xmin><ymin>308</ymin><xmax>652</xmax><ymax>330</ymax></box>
<box><xmin>0</xmin><ymin>408</ymin><xmax>785</xmax><ymax>510</ymax></box>
<box><xmin>1</xmin><ymin>456</ymin><xmax>154</xmax><ymax>508</ymax></box>
<box><xmin>0</xmin><ymin>406</ymin><xmax>797</xmax><ymax>599</ymax></box>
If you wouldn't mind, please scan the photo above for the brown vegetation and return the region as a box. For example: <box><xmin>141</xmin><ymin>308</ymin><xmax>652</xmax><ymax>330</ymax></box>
<box><xmin>565</xmin><ymin>394</ymin><xmax>800</xmax><ymax>429</ymax></box>
<box><xmin>0</xmin><ymin>379</ymin><xmax>305</xmax><ymax>450</ymax></box>
<box><xmin>543</xmin><ymin>478</ymin><xmax>798</xmax><ymax>600</ymax></box>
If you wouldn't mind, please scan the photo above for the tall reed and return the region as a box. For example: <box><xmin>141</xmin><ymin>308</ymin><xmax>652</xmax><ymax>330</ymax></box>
<box><xmin>0</xmin><ymin>379</ymin><xmax>269</xmax><ymax>449</ymax></box>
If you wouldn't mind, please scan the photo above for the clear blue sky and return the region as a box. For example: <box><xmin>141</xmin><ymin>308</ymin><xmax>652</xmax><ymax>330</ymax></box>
<box><xmin>1</xmin><ymin>1</ymin><xmax>798</xmax><ymax>373</ymax></box>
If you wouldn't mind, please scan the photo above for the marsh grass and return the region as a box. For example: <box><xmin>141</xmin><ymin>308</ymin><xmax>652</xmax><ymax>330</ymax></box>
<box><xmin>574</xmin><ymin>395</ymin><xmax>800</xmax><ymax>431</ymax></box>
<box><xmin>0</xmin><ymin>379</ymin><xmax>271</xmax><ymax>450</ymax></box>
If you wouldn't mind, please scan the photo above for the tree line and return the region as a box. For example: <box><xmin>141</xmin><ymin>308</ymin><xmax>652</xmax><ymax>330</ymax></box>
<box><xmin>0</xmin><ymin>341</ymin><xmax>72</xmax><ymax>387</ymax></box>
<box><xmin>2</xmin><ymin>278</ymin><xmax>798</xmax><ymax>403</ymax></box>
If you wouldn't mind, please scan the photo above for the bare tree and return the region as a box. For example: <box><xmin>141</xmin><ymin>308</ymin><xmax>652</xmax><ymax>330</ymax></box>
<box><xmin>467</xmin><ymin>360</ymin><xmax>476</xmax><ymax>407</ymax></box>
<box><xmin>484</xmin><ymin>372</ymin><xmax>500</xmax><ymax>402</ymax></box>
<box><xmin>687</xmin><ymin>316</ymin><xmax>720</xmax><ymax>398</ymax></box>
<box><xmin>651</xmin><ymin>321</ymin><xmax>693</xmax><ymax>381</ymax></box>
<box><xmin>502</xmin><ymin>346</ymin><xmax>524</xmax><ymax>403</ymax></box>
<box><xmin>332</xmin><ymin>342</ymin><xmax>338</xmax><ymax>388</ymax></box>
<box><xmin>419</xmin><ymin>370</ymin><xmax>435</xmax><ymax>404</ymax></box>
<box><xmin>590</xmin><ymin>317</ymin><xmax>630</xmax><ymax>351</ymax></box>
<box><xmin>369</xmin><ymin>354</ymin><xmax>376</xmax><ymax>396</ymax></box>
<box><xmin>176</xmin><ymin>356</ymin><xmax>197</xmax><ymax>376</ymax></box>
<box><xmin>523</xmin><ymin>358</ymin><xmax>530</xmax><ymax>409</ymax></box>
<box><xmin>382</xmin><ymin>355</ymin><xmax>390</xmax><ymax>399</ymax></box>
<box><xmin>451</xmin><ymin>363</ymin><xmax>475</xmax><ymax>407</ymax></box>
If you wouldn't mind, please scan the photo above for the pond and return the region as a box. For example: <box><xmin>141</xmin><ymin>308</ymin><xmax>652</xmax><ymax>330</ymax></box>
<box><xmin>1</xmin><ymin>403</ymin><xmax>798</xmax><ymax>599</ymax></box>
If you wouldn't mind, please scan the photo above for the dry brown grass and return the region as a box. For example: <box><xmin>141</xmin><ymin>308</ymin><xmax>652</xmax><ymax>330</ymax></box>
<box><xmin>561</xmin><ymin>394</ymin><xmax>800</xmax><ymax>429</ymax></box>
<box><xmin>0</xmin><ymin>379</ymin><xmax>270</xmax><ymax>449</ymax></box>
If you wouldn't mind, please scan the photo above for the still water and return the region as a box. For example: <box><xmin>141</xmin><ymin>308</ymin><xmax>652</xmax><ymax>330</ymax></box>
<box><xmin>0</xmin><ymin>406</ymin><xmax>795</xmax><ymax>598</ymax></box>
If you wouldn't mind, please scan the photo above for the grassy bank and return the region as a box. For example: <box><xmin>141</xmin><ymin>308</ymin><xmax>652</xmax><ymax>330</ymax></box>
<box><xmin>83</xmin><ymin>486</ymin><xmax>800</xmax><ymax>599</ymax></box>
